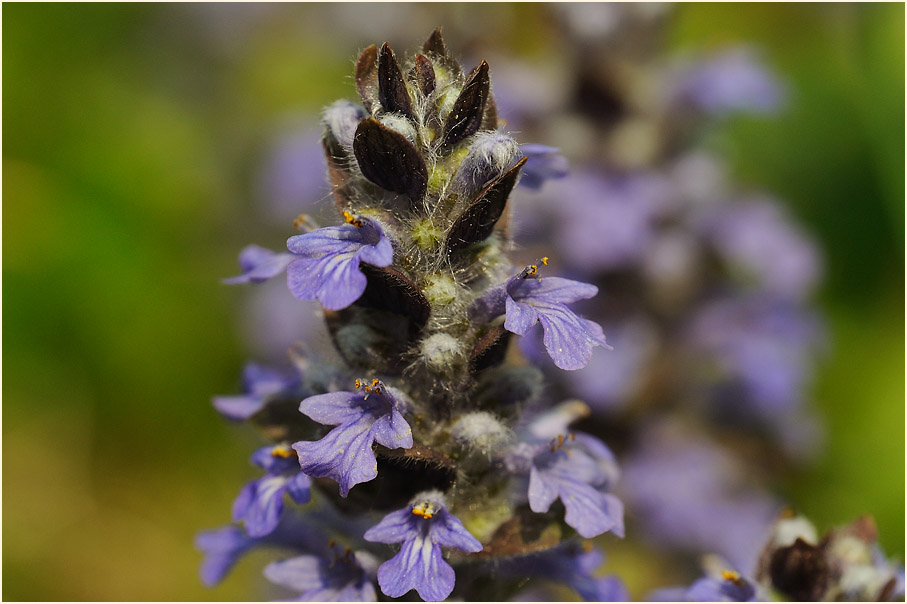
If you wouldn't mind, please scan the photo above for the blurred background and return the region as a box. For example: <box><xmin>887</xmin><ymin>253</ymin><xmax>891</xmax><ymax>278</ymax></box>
<box><xmin>3</xmin><ymin>3</ymin><xmax>903</xmax><ymax>600</ymax></box>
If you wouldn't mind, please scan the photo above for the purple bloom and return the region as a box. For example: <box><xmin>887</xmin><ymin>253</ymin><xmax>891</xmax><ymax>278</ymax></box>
<box><xmin>212</xmin><ymin>362</ymin><xmax>300</xmax><ymax>421</ymax></box>
<box><xmin>701</xmin><ymin>199</ymin><xmax>821</xmax><ymax>302</ymax></box>
<box><xmin>264</xmin><ymin>547</ymin><xmax>378</xmax><ymax>601</ymax></box>
<box><xmin>223</xmin><ymin>244</ymin><xmax>295</xmax><ymax>285</ymax></box>
<box><xmin>649</xmin><ymin>570</ymin><xmax>762</xmax><ymax>602</ymax></box>
<box><xmin>292</xmin><ymin>382</ymin><xmax>412</xmax><ymax>497</ymax></box>
<box><xmin>671</xmin><ymin>48</ymin><xmax>785</xmax><ymax>117</ymax></box>
<box><xmin>286</xmin><ymin>216</ymin><xmax>393</xmax><ymax>311</ymax></box>
<box><xmin>620</xmin><ymin>422</ymin><xmax>780</xmax><ymax>571</ymax></box>
<box><xmin>687</xmin><ymin>297</ymin><xmax>822</xmax><ymax>418</ymax></box>
<box><xmin>504</xmin><ymin>271</ymin><xmax>609</xmax><ymax>370</ymax></box>
<box><xmin>506</xmin><ymin>543</ymin><xmax>629</xmax><ymax>601</ymax></box>
<box><xmin>232</xmin><ymin>444</ymin><xmax>311</xmax><ymax>537</ymax></box>
<box><xmin>196</xmin><ymin>514</ymin><xmax>331</xmax><ymax>588</ymax></box>
<box><xmin>364</xmin><ymin>493</ymin><xmax>482</xmax><ymax>601</ymax></box>
<box><xmin>546</xmin><ymin>170</ymin><xmax>669</xmax><ymax>273</ymax></box>
<box><xmin>519</xmin><ymin>144</ymin><xmax>569</xmax><ymax>190</ymax></box>
<box><xmin>195</xmin><ymin>525</ymin><xmax>256</xmax><ymax>587</ymax></box>
<box><xmin>566</xmin><ymin>319</ymin><xmax>657</xmax><ymax>414</ymax></box>
<box><xmin>256</xmin><ymin>125</ymin><xmax>330</xmax><ymax>224</ymax></box>
<box><xmin>528</xmin><ymin>432</ymin><xmax>624</xmax><ymax>538</ymax></box>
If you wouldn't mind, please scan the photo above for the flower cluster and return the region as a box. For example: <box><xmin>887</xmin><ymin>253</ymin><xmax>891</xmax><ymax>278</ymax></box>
<box><xmin>201</xmin><ymin>29</ymin><xmax>623</xmax><ymax>602</ymax></box>
<box><xmin>200</xmin><ymin>15</ymin><xmax>903</xmax><ymax>602</ymax></box>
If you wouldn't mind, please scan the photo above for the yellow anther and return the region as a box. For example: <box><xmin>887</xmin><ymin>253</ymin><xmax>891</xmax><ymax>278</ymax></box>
<box><xmin>343</xmin><ymin>211</ymin><xmax>363</xmax><ymax>228</ymax></box>
<box><xmin>328</xmin><ymin>539</ymin><xmax>336</xmax><ymax>548</ymax></box>
<box><xmin>372</xmin><ymin>378</ymin><xmax>380</xmax><ymax>387</ymax></box>
<box><xmin>541</xmin><ymin>256</ymin><xmax>549</xmax><ymax>265</ymax></box>
<box><xmin>355</xmin><ymin>379</ymin><xmax>362</xmax><ymax>389</ymax></box>
<box><xmin>271</xmin><ymin>445</ymin><xmax>295</xmax><ymax>458</ymax></box>
<box><xmin>528</xmin><ymin>264</ymin><xmax>538</xmax><ymax>276</ymax></box>
<box><xmin>721</xmin><ymin>570</ymin><xmax>744</xmax><ymax>586</ymax></box>
<box><xmin>411</xmin><ymin>501</ymin><xmax>438</xmax><ymax>520</ymax></box>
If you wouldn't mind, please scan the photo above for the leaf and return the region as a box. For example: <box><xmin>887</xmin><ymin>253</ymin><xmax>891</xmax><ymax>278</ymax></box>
<box><xmin>355</xmin><ymin>44</ymin><xmax>379</xmax><ymax>113</ymax></box>
<box><xmin>443</xmin><ymin>60</ymin><xmax>490</xmax><ymax>146</ymax></box>
<box><xmin>378</xmin><ymin>43</ymin><xmax>414</xmax><ymax>118</ymax></box>
<box><xmin>356</xmin><ymin>265</ymin><xmax>430</xmax><ymax>334</ymax></box>
<box><xmin>423</xmin><ymin>27</ymin><xmax>448</xmax><ymax>56</ymax></box>
<box><xmin>446</xmin><ymin>156</ymin><xmax>527</xmax><ymax>254</ymax></box>
<box><xmin>353</xmin><ymin>118</ymin><xmax>427</xmax><ymax>203</ymax></box>
<box><xmin>410</xmin><ymin>53</ymin><xmax>436</xmax><ymax>97</ymax></box>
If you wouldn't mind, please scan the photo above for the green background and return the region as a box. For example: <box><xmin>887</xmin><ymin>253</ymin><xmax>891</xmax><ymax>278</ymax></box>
<box><xmin>3</xmin><ymin>3</ymin><xmax>903</xmax><ymax>600</ymax></box>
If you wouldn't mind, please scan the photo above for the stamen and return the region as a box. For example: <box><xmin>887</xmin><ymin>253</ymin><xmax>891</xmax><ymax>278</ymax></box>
<box><xmin>411</xmin><ymin>500</ymin><xmax>439</xmax><ymax>520</ymax></box>
<box><xmin>354</xmin><ymin>379</ymin><xmax>362</xmax><ymax>389</ymax></box>
<box><xmin>541</xmin><ymin>256</ymin><xmax>549</xmax><ymax>265</ymax></box>
<box><xmin>343</xmin><ymin>211</ymin><xmax>363</xmax><ymax>228</ymax></box>
<box><xmin>721</xmin><ymin>570</ymin><xmax>745</xmax><ymax>586</ymax></box>
<box><xmin>271</xmin><ymin>444</ymin><xmax>295</xmax><ymax>458</ymax></box>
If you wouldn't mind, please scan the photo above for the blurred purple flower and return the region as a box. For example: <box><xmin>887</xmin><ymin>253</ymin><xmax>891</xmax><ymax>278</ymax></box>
<box><xmin>257</xmin><ymin>124</ymin><xmax>330</xmax><ymax>224</ymax></box>
<box><xmin>212</xmin><ymin>362</ymin><xmax>300</xmax><ymax>421</ymax></box>
<box><xmin>263</xmin><ymin>547</ymin><xmax>378</xmax><ymax>601</ymax></box>
<box><xmin>649</xmin><ymin>570</ymin><xmax>762</xmax><ymax>602</ymax></box>
<box><xmin>545</xmin><ymin>170</ymin><xmax>670</xmax><ymax>273</ymax></box>
<box><xmin>223</xmin><ymin>244</ymin><xmax>295</xmax><ymax>285</ymax></box>
<box><xmin>702</xmin><ymin>199</ymin><xmax>822</xmax><ymax>302</ymax></box>
<box><xmin>364</xmin><ymin>493</ymin><xmax>482</xmax><ymax>601</ymax></box>
<box><xmin>670</xmin><ymin>48</ymin><xmax>785</xmax><ymax>117</ymax></box>
<box><xmin>232</xmin><ymin>444</ymin><xmax>311</xmax><ymax>537</ymax></box>
<box><xmin>566</xmin><ymin>319</ymin><xmax>657</xmax><ymax>414</ymax></box>
<box><xmin>620</xmin><ymin>422</ymin><xmax>780</xmax><ymax>571</ymax></box>
<box><xmin>687</xmin><ymin>296</ymin><xmax>823</xmax><ymax>418</ymax></box>
<box><xmin>519</xmin><ymin>144</ymin><xmax>569</xmax><ymax>191</ymax></box>
<box><xmin>504</xmin><ymin>543</ymin><xmax>629</xmax><ymax>601</ymax></box>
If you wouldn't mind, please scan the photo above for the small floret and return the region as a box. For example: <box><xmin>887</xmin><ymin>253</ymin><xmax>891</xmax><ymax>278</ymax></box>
<box><xmin>232</xmin><ymin>445</ymin><xmax>311</xmax><ymax>538</ymax></box>
<box><xmin>286</xmin><ymin>216</ymin><xmax>393</xmax><ymax>310</ymax></box>
<box><xmin>364</xmin><ymin>493</ymin><xmax>482</xmax><ymax>601</ymax></box>
<box><xmin>292</xmin><ymin>382</ymin><xmax>412</xmax><ymax>497</ymax></box>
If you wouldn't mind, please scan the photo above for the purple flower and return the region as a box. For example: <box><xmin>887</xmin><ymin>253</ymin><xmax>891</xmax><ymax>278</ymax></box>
<box><xmin>506</xmin><ymin>543</ymin><xmax>629</xmax><ymax>601</ymax></box>
<box><xmin>223</xmin><ymin>244</ymin><xmax>295</xmax><ymax>285</ymax></box>
<box><xmin>547</xmin><ymin>170</ymin><xmax>669</xmax><ymax>273</ymax></box>
<box><xmin>528</xmin><ymin>432</ymin><xmax>624</xmax><ymax>538</ymax></box>
<box><xmin>286</xmin><ymin>216</ymin><xmax>393</xmax><ymax>311</ymax></box>
<box><xmin>232</xmin><ymin>444</ymin><xmax>312</xmax><ymax>537</ymax></box>
<box><xmin>701</xmin><ymin>199</ymin><xmax>821</xmax><ymax>302</ymax></box>
<box><xmin>364</xmin><ymin>492</ymin><xmax>482</xmax><ymax>601</ymax></box>
<box><xmin>256</xmin><ymin>124</ymin><xmax>330</xmax><ymax>224</ymax></box>
<box><xmin>292</xmin><ymin>381</ymin><xmax>413</xmax><ymax>497</ymax></box>
<box><xmin>504</xmin><ymin>270</ymin><xmax>610</xmax><ymax>370</ymax></box>
<box><xmin>195</xmin><ymin>525</ymin><xmax>256</xmax><ymax>587</ymax></box>
<box><xmin>196</xmin><ymin>514</ymin><xmax>331</xmax><ymax>587</ymax></box>
<box><xmin>649</xmin><ymin>570</ymin><xmax>762</xmax><ymax>602</ymax></box>
<box><xmin>519</xmin><ymin>144</ymin><xmax>569</xmax><ymax>190</ymax></box>
<box><xmin>264</xmin><ymin>547</ymin><xmax>378</xmax><ymax>601</ymax></box>
<box><xmin>566</xmin><ymin>319</ymin><xmax>657</xmax><ymax>414</ymax></box>
<box><xmin>620</xmin><ymin>422</ymin><xmax>780</xmax><ymax>571</ymax></box>
<box><xmin>212</xmin><ymin>362</ymin><xmax>300</xmax><ymax>421</ymax></box>
<box><xmin>670</xmin><ymin>48</ymin><xmax>785</xmax><ymax>117</ymax></box>
<box><xmin>687</xmin><ymin>297</ymin><xmax>822</xmax><ymax>418</ymax></box>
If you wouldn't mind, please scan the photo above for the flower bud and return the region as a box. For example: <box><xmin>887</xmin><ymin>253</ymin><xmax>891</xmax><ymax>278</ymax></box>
<box><xmin>453</xmin><ymin>131</ymin><xmax>520</xmax><ymax>194</ymax></box>
<box><xmin>420</xmin><ymin>333</ymin><xmax>463</xmax><ymax>371</ymax></box>
<box><xmin>323</xmin><ymin>100</ymin><xmax>366</xmax><ymax>150</ymax></box>
<box><xmin>378</xmin><ymin>112</ymin><xmax>418</xmax><ymax>144</ymax></box>
<box><xmin>451</xmin><ymin>411</ymin><xmax>512</xmax><ymax>456</ymax></box>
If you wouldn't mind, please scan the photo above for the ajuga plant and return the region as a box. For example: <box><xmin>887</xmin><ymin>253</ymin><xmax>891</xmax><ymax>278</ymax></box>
<box><xmin>200</xmin><ymin>29</ymin><xmax>626</xmax><ymax>602</ymax></box>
